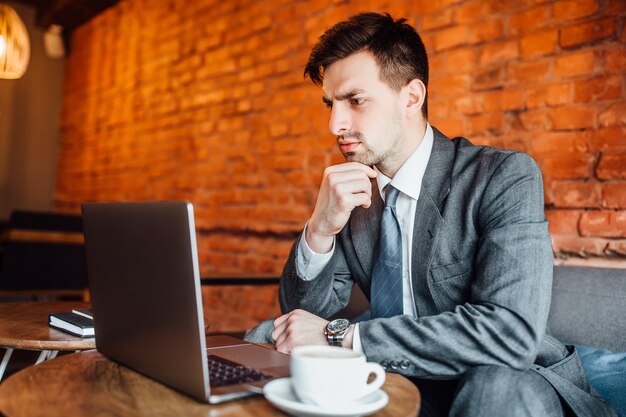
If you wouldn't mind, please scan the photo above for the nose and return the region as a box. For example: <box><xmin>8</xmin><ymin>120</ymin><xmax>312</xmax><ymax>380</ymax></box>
<box><xmin>328</xmin><ymin>103</ymin><xmax>351</xmax><ymax>136</ymax></box>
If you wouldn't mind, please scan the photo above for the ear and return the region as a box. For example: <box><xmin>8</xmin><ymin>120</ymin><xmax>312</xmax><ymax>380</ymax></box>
<box><xmin>404</xmin><ymin>79</ymin><xmax>426</xmax><ymax>119</ymax></box>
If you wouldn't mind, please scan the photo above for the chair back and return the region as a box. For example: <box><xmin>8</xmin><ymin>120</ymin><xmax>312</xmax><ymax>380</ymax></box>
<box><xmin>0</xmin><ymin>210</ymin><xmax>88</xmax><ymax>291</ymax></box>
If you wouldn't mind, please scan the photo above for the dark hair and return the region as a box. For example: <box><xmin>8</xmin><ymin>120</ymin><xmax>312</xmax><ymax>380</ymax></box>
<box><xmin>304</xmin><ymin>12</ymin><xmax>429</xmax><ymax>118</ymax></box>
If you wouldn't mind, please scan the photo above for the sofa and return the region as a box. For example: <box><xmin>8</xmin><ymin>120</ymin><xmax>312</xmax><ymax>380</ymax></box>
<box><xmin>548</xmin><ymin>265</ymin><xmax>626</xmax><ymax>352</ymax></box>
<box><xmin>548</xmin><ymin>265</ymin><xmax>626</xmax><ymax>416</ymax></box>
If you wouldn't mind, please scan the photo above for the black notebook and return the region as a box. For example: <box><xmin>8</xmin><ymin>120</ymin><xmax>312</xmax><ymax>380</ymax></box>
<box><xmin>49</xmin><ymin>312</ymin><xmax>95</xmax><ymax>337</ymax></box>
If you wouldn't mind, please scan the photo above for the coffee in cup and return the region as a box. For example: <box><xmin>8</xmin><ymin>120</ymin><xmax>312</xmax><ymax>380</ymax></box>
<box><xmin>290</xmin><ymin>345</ymin><xmax>386</xmax><ymax>407</ymax></box>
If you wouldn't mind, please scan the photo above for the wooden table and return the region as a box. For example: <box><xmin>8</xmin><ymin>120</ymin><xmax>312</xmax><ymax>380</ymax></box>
<box><xmin>0</xmin><ymin>349</ymin><xmax>421</xmax><ymax>417</ymax></box>
<box><xmin>0</xmin><ymin>302</ymin><xmax>95</xmax><ymax>380</ymax></box>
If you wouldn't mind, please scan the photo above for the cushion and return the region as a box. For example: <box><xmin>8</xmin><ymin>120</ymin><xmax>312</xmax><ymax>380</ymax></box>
<box><xmin>550</xmin><ymin>266</ymin><xmax>626</xmax><ymax>352</ymax></box>
<box><xmin>575</xmin><ymin>345</ymin><xmax>626</xmax><ymax>417</ymax></box>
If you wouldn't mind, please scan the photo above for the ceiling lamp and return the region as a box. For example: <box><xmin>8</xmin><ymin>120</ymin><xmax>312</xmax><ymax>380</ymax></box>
<box><xmin>0</xmin><ymin>3</ymin><xmax>30</xmax><ymax>79</ymax></box>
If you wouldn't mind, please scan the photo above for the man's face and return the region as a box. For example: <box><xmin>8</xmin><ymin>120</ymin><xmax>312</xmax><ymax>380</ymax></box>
<box><xmin>322</xmin><ymin>51</ymin><xmax>406</xmax><ymax>169</ymax></box>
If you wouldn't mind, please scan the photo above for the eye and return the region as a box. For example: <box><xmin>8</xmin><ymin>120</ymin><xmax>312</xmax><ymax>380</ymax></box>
<box><xmin>322</xmin><ymin>98</ymin><xmax>333</xmax><ymax>109</ymax></box>
<box><xmin>349</xmin><ymin>97</ymin><xmax>366</xmax><ymax>106</ymax></box>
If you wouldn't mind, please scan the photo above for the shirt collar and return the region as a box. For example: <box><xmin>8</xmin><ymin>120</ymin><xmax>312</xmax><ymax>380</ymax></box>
<box><xmin>376</xmin><ymin>123</ymin><xmax>434</xmax><ymax>201</ymax></box>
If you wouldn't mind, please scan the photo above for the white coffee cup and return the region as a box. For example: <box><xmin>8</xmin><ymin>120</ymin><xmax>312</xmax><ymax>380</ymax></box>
<box><xmin>290</xmin><ymin>345</ymin><xmax>386</xmax><ymax>407</ymax></box>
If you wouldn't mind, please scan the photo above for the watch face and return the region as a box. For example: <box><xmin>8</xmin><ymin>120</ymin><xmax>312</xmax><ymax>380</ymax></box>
<box><xmin>327</xmin><ymin>318</ymin><xmax>350</xmax><ymax>334</ymax></box>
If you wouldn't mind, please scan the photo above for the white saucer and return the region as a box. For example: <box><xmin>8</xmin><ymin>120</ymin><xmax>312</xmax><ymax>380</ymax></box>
<box><xmin>263</xmin><ymin>377</ymin><xmax>389</xmax><ymax>417</ymax></box>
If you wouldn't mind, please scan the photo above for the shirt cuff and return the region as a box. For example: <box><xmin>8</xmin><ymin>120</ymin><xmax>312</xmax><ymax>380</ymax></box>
<box><xmin>295</xmin><ymin>222</ymin><xmax>335</xmax><ymax>281</ymax></box>
<box><xmin>352</xmin><ymin>323</ymin><xmax>364</xmax><ymax>354</ymax></box>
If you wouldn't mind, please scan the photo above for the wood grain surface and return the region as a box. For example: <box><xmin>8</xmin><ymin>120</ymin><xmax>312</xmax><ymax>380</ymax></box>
<box><xmin>0</xmin><ymin>349</ymin><xmax>421</xmax><ymax>417</ymax></box>
<box><xmin>0</xmin><ymin>302</ymin><xmax>95</xmax><ymax>350</ymax></box>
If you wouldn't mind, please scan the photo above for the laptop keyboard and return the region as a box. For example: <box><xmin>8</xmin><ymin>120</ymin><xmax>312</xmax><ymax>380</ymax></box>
<box><xmin>207</xmin><ymin>354</ymin><xmax>273</xmax><ymax>387</ymax></box>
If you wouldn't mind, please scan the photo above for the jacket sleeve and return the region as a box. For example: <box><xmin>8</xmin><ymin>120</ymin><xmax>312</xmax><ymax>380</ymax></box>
<box><xmin>279</xmin><ymin>235</ymin><xmax>354</xmax><ymax>319</ymax></box>
<box><xmin>358</xmin><ymin>152</ymin><xmax>554</xmax><ymax>379</ymax></box>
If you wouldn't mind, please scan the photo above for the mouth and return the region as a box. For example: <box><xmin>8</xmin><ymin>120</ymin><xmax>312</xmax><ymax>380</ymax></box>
<box><xmin>338</xmin><ymin>141</ymin><xmax>361</xmax><ymax>153</ymax></box>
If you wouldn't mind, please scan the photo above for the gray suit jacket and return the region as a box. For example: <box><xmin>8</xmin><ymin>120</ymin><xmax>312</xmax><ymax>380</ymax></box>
<box><xmin>279</xmin><ymin>127</ymin><xmax>615</xmax><ymax>417</ymax></box>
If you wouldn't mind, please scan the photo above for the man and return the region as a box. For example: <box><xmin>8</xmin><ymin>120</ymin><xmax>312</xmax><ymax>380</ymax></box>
<box><xmin>271</xmin><ymin>12</ymin><xmax>615</xmax><ymax>417</ymax></box>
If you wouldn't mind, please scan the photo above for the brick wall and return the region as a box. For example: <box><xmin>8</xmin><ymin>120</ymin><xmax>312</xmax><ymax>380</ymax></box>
<box><xmin>56</xmin><ymin>0</ymin><xmax>626</xmax><ymax>330</ymax></box>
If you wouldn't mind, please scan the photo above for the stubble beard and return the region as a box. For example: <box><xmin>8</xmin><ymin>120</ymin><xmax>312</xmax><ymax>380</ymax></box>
<box><xmin>340</xmin><ymin>123</ymin><xmax>404</xmax><ymax>169</ymax></box>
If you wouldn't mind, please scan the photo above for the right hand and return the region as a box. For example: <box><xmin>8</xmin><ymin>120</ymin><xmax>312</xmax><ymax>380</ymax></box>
<box><xmin>306</xmin><ymin>162</ymin><xmax>377</xmax><ymax>253</ymax></box>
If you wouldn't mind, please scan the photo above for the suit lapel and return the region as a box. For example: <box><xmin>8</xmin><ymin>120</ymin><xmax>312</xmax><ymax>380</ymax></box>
<box><xmin>411</xmin><ymin>128</ymin><xmax>455</xmax><ymax>316</ymax></box>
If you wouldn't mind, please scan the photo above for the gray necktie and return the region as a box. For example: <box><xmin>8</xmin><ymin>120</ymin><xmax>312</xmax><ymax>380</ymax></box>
<box><xmin>370</xmin><ymin>185</ymin><xmax>403</xmax><ymax>319</ymax></box>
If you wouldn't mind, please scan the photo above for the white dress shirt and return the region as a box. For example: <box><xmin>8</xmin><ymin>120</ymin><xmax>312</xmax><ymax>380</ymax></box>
<box><xmin>296</xmin><ymin>123</ymin><xmax>434</xmax><ymax>352</ymax></box>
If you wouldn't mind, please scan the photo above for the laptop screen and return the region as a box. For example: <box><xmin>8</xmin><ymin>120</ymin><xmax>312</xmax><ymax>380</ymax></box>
<box><xmin>82</xmin><ymin>201</ymin><xmax>210</xmax><ymax>401</ymax></box>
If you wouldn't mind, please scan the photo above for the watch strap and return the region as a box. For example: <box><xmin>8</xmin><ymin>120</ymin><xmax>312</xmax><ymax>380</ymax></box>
<box><xmin>327</xmin><ymin>333</ymin><xmax>344</xmax><ymax>347</ymax></box>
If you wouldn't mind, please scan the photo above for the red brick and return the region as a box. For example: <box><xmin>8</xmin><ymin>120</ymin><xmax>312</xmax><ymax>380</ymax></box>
<box><xmin>430</xmin><ymin>74</ymin><xmax>471</xmax><ymax>97</ymax></box>
<box><xmin>606</xmin><ymin>0</ymin><xmax>626</xmax><ymax>16</ymax></box>
<box><xmin>473</xmin><ymin>66</ymin><xmax>506</xmax><ymax>90</ymax></box>
<box><xmin>456</xmin><ymin>1</ymin><xmax>497</xmax><ymax>24</ymax></box>
<box><xmin>430</xmin><ymin>117</ymin><xmax>465</xmax><ymax>138</ymax></box>
<box><xmin>553</xmin><ymin>0</ymin><xmax>599</xmax><ymax>21</ymax></box>
<box><xmin>452</xmin><ymin>95</ymin><xmax>484</xmax><ymax>115</ymax></box>
<box><xmin>598</xmin><ymin>103</ymin><xmax>626</xmax><ymax>127</ymax></box>
<box><xmin>509</xmin><ymin>5</ymin><xmax>552</xmax><ymax>35</ymax></box>
<box><xmin>580</xmin><ymin>211</ymin><xmax>626</xmax><ymax>238</ymax></box>
<box><xmin>422</xmin><ymin>8</ymin><xmax>453</xmax><ymax>31</ymax></box>
<box><xmin>539</xmin><ymin>151</ymin><xmax>594</xmax><ymax>180</ymax></box>
<box><xmin>429</xmin><ymin>53</ymin><xmax>447</xmax><ymax>75</ymax></box>
<box><xmin>466</xmin><ymin>112</ymin><xmax>503</xmax><ymax>135</ymax></box>
<box><xmin>411</xmin><ymin>0</ymin><xmax>441</xmax><ymax>15</ymax></box>
<box><xmin>551</xmin><ymin>235</ymin><xmax>608</xmax><ymax>257</ymax></box>
<box><xmin>551</xmin><ymin>105</ymin><xmax>597</xmax><ymax>130</ymax></box>
<box><xmin>520</xmin><ymin>109</ymin><xmax>552</xmax><ymax>131</ymax></box>
<box><xmin>479</xmin><ymin>40</ymin><xmax>519</xmax><ymax>66</ymax></box>
<box><xmin>586</xmin><ymin>127</ymin><xmax>626</xmax><ymax>152</ymax></box>
<box><xmin>520</xmin><ymin>30</ymin><xmax>558</xmax><ymax>58</ymax></box>
<box><xmin>545</xmin><ymin>82</ymin><xmax>572</xmax><ymax>107</ymax></box>
<box><xmin>551</xmin><ymin>181</ymin><xmax>602</xmax><ymax>208</ymax></box>
<box><xmin>525</xmin><ymin>84</ymin><xmax>550</xmax><ymax>109</ymax></box>
<box><xmin>508</xmin><ymin>60</ymin><xmax>550</xmax><ymax>84</ymax></box>
<box><xmin>553</xmin><ymin>50</ymin><xmax>597</xmax><ymax>78</ymax></box>
<box><xmin>606</xmin><ymin>241</ymin><xmax>626</xmax><ymax>257</ymax></box>
<box><xmin>603</xmin><ymin>183</ymin><xmax>626</xmax><ymax>209</ymax></box>
<box><xmin>597</xmin><ymin>152</ymin><xmax>626</xmax><ymax>180</ymax></box>
<box><xmin>472</xmin><ymin>19</ymin><xmax>503</xmax><ymax>42</ymax></box>
<box><xmin>546</xmin><ymin>209</ymin><xmax>582</xmax><ymax>234</ymax></box>
<box><xmin>482</xmin><ymin>89</ymin><xmax>524</xmax><ymax>112</ymax></box>
<box><xmin>604</xmin><ymin>49</ymin><xmax>626</xmax><ymax>73</ymax></box>
<box><xmin>559</xmin><ymin>18</ymin><xmax>617</xmax><ymax>48</ymax></box>
<box><xmin>490</xmin><ymin>133</ymin><xmax>527</xmax><ymax>153</ymax></box>
<box><xmin>529</xmin><ymin>130</ymin><xmax>589</xmax><ymax>155</ymax></box>
<box><xmin>446</xmin><ymin>48</ymin><xmax>477</xmax><ymax>73</ymax></box>
<box><xmin>433</xmin><ymin>25</ymin><xmax>472</xmax><ymax>51</ymax></box>
<box><xmin>526</xmin><ymin>82</ymin><xmax>572</xmax><ymax>109</ymax></box>
<box><xmin>573</xmin><ymin>75</ymin><xmax>622</xmax><ymax>102</ymax></box>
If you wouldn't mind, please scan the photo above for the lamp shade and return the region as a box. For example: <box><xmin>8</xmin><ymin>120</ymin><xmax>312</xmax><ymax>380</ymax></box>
<box><xmin>0</xmin><ymin>3</ymin><xmax>30</xmax><ymax>79</ymax></box>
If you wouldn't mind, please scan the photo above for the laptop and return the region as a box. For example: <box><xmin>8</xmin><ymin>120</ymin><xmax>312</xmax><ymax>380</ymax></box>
<box><xmin>81</xmin><ymin>201</ymin><xmax>290</xmax><ymax>403</ymax></box>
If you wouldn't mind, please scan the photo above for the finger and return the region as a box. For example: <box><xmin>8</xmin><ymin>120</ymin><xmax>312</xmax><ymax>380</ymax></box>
<box><xmin>271</xmin><ymin>321</ymin><xmax>286</xmax><ymax>342</ymax></box>
<box><xmin>325</xmin><ymin>162</ymin><xmax>377</xmax><ymax>177</ymax></box>
<box><xmin>354</xmin><ymin>192</ymin><xmax>373</xmax><ymax>208</ymax></box>
<box><xmin>332</xmin><ymin>178</ymin><xmax>373</xmax><ymax>198</ymax></box>
<box><xmin>273</xmin><ymin>313</ymin><xmax>290</xmax><ymax>328</ymax></box>
<box><xmin>326</xmin><ymin>171</ymin><xmax>375</xmax><ymax>191</ymax></box>
<box><xmin>274</xmin><ymin>330</ymin><xmax>290</xmax><ymax>353</ymax></box>
<box><xmin>335</xmin><ymin>190</ymin><xmax>372</xmax><ymax>211</ymax></box>
<box><xmin>272</xmin><ymin>314</ymin><xmax>290</xmax><ymax>341</ymax></box>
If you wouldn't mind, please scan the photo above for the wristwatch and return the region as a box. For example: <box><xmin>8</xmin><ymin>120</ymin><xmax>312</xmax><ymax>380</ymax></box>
<box><xmin>324</xmin><ymin>318</ymin><xmax>351</xmax><ymax>347</ymax></box>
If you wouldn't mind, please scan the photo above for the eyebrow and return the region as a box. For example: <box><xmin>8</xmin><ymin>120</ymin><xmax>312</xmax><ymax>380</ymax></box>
<box><xmin>322</xmin><ymin>89</ymin><xmax>367</xmax><ymax>106</ymax></box>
